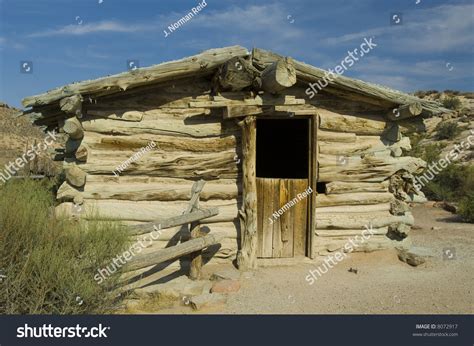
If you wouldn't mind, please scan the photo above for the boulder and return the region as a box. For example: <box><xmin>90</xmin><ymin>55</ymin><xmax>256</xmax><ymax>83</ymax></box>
<box><xmin>397</xmin><ymin>246</ymin><xmax>434</xmax><ymax>267</ymax></box>
<box><xmin>211</xmin><ymin>279</ymin><xmax>241</xmax><ymax>293</ymax></box>
<box><xmin>190</xmin><ymin>293</ymin><xmax>227</xmax><ymax>310</ymax></box>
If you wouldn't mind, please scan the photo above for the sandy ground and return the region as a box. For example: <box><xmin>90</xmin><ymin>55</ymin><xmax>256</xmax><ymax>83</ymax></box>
<box><xmin>130</xmin><ymin>204</ymin><xmax>473</xmax><ymax>314</ymax></box>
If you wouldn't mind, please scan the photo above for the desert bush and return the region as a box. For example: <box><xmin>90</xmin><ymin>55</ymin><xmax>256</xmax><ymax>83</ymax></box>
<box><xmin>0</xmin><ymin>179</ymin><xmax>130</xmax><ymax>314</ymax></box>
<box><xmin>459</xmin><ymin>194</ymin><xmax>474</xmax><ymax>223</ymax></box>
<box><xmin>423</xmin><ymin>164</ymin><xmax>474</xmax><ymax>203</ymax></box>
<box><xmin>435</xmin><ymin>122</ymin><xmax>461</xmax><ymax>140</ymax></box>
<box><xmin>441</xmin><ymin>96</ymin><xmax>462</xmax><ymax>110</ymax></box>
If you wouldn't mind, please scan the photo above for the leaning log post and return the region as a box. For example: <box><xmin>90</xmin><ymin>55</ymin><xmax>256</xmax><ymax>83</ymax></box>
<box><xmin>237</xmin><ymin>116</ymin><xmax>258</xmax><ymax>270</ymax></box>
<box><xmin>188</xmin><ymin>180</ymin><xmax>206</xmax><ymax>280</ymax></box>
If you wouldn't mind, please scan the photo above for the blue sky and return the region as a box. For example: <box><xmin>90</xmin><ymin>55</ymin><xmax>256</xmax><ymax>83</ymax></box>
<box><xmin>0</xmin><ymin>0</ymin><xmax>473</xmax><ymax>108</ymax></box>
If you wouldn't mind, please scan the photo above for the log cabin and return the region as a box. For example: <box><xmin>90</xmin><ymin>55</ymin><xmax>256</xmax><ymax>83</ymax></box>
<box><xmin>22</xmin><ymin>46</ymin><xmax>448</xmax><ymax>271</ymax></box>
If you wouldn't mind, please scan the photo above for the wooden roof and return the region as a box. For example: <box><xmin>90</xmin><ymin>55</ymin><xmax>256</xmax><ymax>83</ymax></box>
<box><xmin>22</xmin><ymin>45</ymin><xmax>448</xmax><ymax>116</ymax></box>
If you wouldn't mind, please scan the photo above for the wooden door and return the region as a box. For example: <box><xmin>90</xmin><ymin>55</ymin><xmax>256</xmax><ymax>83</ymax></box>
<box><xmin>257</xmin><ymin>178</ymin><xmax>308</xmax><ymax>258</ymax></box>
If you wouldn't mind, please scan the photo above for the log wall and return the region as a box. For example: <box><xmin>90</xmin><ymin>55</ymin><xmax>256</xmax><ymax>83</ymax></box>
<box><xmin>52</xmin><ymin>77</ymin><xmax>427</xmax><ymax>263</ymax></box>
<box><xmin>313</xmin><ymin>108</ymin><xmax>425</xmax><ymax>255</ymax></box>
<box><xmin>55</xmin><ymin>77</ymin><xmax>243</xmax><ymax>264</ymax></box>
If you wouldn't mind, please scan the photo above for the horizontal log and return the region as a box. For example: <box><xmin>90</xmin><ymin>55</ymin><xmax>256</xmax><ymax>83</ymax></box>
<box><xmin>78</xmin><ymin>150</ymin><xmax>239</xmax><ymax>179</ymax></box>
<box><xmin>86</xmin><ymin>109</ymin><xmax>143</xmax><ymax>122</ymax></box>
<box><xmin>325</xmin><ymin>181</ymin><xmax>389</xmax><ymax>194</ymax></box>
<box><xmin>315</xmin><ymin>203</ymin><xmax>391</xmax><ymax>213</ymax></box>
<box><xmin>315</xmin><ymin>227</ymin><xmax>388</xmax><ymax>237</ymax></box>
<box><xmin>314</xmin><ymin>235</ymin><xmax>402</xmax><ymax>254</ymax></box>
<box><xmin>55</xmin><ymin>200</ymin><xmax>239</xmax><ymax>222</ymax></box>
<box><xmin>84</xmin><ymin>220</ymin><xmax>239</xmax><ymax>241</ymax></box>
<box><xmin>317</xmin><ymin>130</ymin><xmax>357</xmax><ymax>143</ymax></box>
<box><xmin>126</xmin><ymin>233</ymin><xmax>225</xmax><ymax>272</ymax></box>
<box><xmin>318</xmin><ymin>156</ymin><xmax>426</xmax><ymax>182</ymax></box>
<box><xmin>319</xmin><ymin>136</ymin><xmax>411</xmax><ymax>156</ymax></box>
<box><xmin>57</xmin><ymin>178</ymin><xmax>239</xmax><ymax>201</ymax></box>
<box><xmin>318</xmin><ymin>109</ymin><xmax>387</xmax><ymax>135</ymax></box>
<box><xmin>80</xmin><ymin>131</ymin><xmax>237</xmax><ymax>153</ymax></box>
<box><xmin>23</xmin><ymin>46</ymin><xmax>250</xmax><ymax>107</ymax></box>
<box><xmin>81</xmin><ymin>116</ymin><xmax>239</xmax><ymax>138</ymax></box>
<box><xmin>315</xmin><ymin>211</ymin><xmax>414</xmax><ymax>229</ymax></box>
<box><xmin>130</xmin><ymin>207</ymin><xmax>220</xmax><ymax>235</ymax></box>
<box><xmin>316</xmin><ymin>193</ymin><xmax>394</xmax><ymax>207</ymax></box>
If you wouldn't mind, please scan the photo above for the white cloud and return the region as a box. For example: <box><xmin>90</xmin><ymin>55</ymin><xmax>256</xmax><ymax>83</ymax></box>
<box><xmin>27</xmin><ymin>20</ymin><xmax>151</xmax><ymax>38</ymax></box>
<box><xmin>324</xmin><ymin>4</ymin><xmax>474</xmax><ymax>53</ymax></box>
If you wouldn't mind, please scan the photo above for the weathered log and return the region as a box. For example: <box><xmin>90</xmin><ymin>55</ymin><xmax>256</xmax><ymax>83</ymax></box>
<box><xmin>315</xmin><ymin>203</ymin><xmax>391</xmax><ymax>213</ymax></box>
<box><xmin>125</xmin><ymin>233</ymin><xmax>225</xmax><ymax>272</ymax></box>
<box><xmin>63</xmin><ymin>117</ymin><xmax>84</xmax><ymax>139</ymax></box>
<box><xmin>237</xmin><ymin>116</ymin><xmax>258</xmax><ymax>270</ymax></box>
<box><xmin>318</xmin><ymin>109</ymin><xmax>387</xmax><ymax>135</ymax></box>
<box><xmin>318</xmin><ymin>156</ymin><xmax>426</xmax><ymax>182</ymax></box>
<box><xmin>252</xmin><ymin>48</ymin><xmax>448</xmax><ymax>115</ymax></box>
<box><xmin>130</xmin><ymin>207</ymin><xmax>219</xmax><ymax>235</ymax></box>
<box><xmin>314</xmin><ymin>235</ymin><xmax>402</xmax><ymax>254</ymax></box>
<box><xmin>80</xmin><ymin>117</ymin><xmax>238</xmax><ymax>138</ymax></box>
<box><xmin>80</xmin><ymin>131</ymin><xmax>237</xmax><ymax>153</ymax></box>
<box><xmin>215</xmin><ymin>56</ymin><xmax>259</xmax><ymax>91</ymax></box>
<box><xmin>223</xmin><ymin>105</ymin><xmax>263</xmax><ymax>119</ymax></box>
<box><xmin>187</xmin><ymin>180</ymin><xmax>206</xmax><ymax>280</ymax></box>
<box><xmin>86</xmin><ymin>109</ymin><xmax>143</xmax><ymax>122</ymax></box>
<box><xmin>315</xmin><ymin>211</ymin><xmax>414</xmax><ymax>229</ymax></box>
<box><xmin>316</xmin><ymin>192</ymin><xmax>394</xmax><ymax>207</ymax></box>
<box><xmin>22</xmin><ymin>46</ymin><xmax>250</xmax><ymax>107</ymax></box>
<box><xmin>74</xmin><ymin>143</ymin><xmax>89</xmax><ymax>162</ymax></box>
<box><xmin>78</xmin><ymin>150</ymin><xmax>239</xmax><ymax>179</ymax></box>
<box><xmin>386</xmin><ymin>102</ymin><xmax>422</xmax><ymax>121</ymax></box>
<box><xmin>260</xmin><ymin>57</ymin><xmax>297</xmax><ymax>93</ymax></box>
<box><xmin>59</xmin><ymin>95</ymin><xmax>83</xmax><ymax>116</ymax></box>
<box><xmin>65</xmin><ymin>165</ymin><xmax>87</xmax><ymax>187</ymax></box>
<box><xmin>55</xmin><ymin>200</ymin><xmax>238</xmax><ymax>222</ymax></box>
<box><xmin>317</xmin><ymin>130</ymin><xmax>357</xmax><ymax>143</ymax></box>
<box><xmin>319</xmin><ymin>136</ymin><xmax>411</xmax><ymax>156</ymax></box>
<box><xmin>57</xmin><ymin>178</ymin><xmax>239</xmax><ymax>202</ymax></box>
<box><xmin>325</xmin><ymin>181</ymin><xmax>389</xmax><ymax>194</ymax></box>
<box><xmin>315</xmin><ymin>227</ymin><xmax>388</xmax><ymax>237</ymax></box>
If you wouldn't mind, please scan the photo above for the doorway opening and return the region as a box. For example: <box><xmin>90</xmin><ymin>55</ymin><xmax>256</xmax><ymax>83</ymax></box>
<box><xmin>256</xmin><ymin>118</ymin><xmax>309</xmax><ymax>179</ymax></box>
<box><xmin>256</xmin><ymin>118</ymin><xmax>311</xmax><ymax>259</ymax></box>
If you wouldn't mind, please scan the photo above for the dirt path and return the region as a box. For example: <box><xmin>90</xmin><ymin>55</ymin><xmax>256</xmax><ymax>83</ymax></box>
<box><xmin>214</xmin><ymin>205</ymin><xmax>473</xmax><ymax>314</ymax></box>
<box><xmin>129</xmin><ymin>205</ymin><xmax>473</xmax><ymax>314</ymax></box>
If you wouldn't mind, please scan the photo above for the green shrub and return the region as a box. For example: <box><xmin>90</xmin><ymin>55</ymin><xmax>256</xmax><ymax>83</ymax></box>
<box><xmin>441</xmin><ymin>96</ymin><xmax>462</xmax><ymax>110</ymax></box>
<box><xmin>459</xmin><ymin>194</ymin><xmax>474</xmax><ymax>223</ymax></box>
<box><xmin>435</xmin><ymin>122</ymin><xmax>461</xmax><ymax>140</ymax></box>
<box><xmin>423</xmin><ymin>164</ymin><xmax>474</xmax><ymax>202</ymax></box>
<box><xmin>0</xmin><ymin>179</ymin><xmax>130</xmax><ymax>314</ymax></box>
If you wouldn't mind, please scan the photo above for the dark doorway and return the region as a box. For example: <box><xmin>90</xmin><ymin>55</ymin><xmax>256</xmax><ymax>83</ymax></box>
<box><xmin>256</xmin><ymin>118</ymin><xmax>309</xmax><ymax>179</ymax></box>
<box><xmin>256</xmin><ymin>118</ymin><xmax>310</xmax><ymax>258</ymax></box>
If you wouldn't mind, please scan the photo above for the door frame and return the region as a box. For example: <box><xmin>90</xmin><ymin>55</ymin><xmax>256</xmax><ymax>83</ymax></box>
<box><xmin>253</xmin><ymin>114</ymin><xmax>318</xmax><ymax>259</ymax></box>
